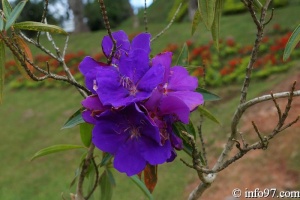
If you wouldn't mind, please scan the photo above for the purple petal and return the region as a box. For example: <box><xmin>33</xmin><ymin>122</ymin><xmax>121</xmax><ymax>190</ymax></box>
<box><xmin>95</xmin><ymin>67</ymin><xmax>132</xmax><ymax>107</ymax></box>
<box><xmin>168</xmin><ymin>91</ymin><xmax>204</xmax><ymax>111</ymax></box>
<box><xmin>79</xmin><ymin>57</ymin><xmax>107</xmax><ymax>93</ymax></box>
<box><xmin>114</xmin><ymin>141</ymin><xmax>146</xmax><ymax>176</ymax></box>
<box><xmin>144</xmin><ymin>89</ymin><xmax>163</xmax><ymax>111</ymax></box>
<box><xmin>92</xmin><ymin>111</ymin><xmax>129</xmax><ymax>154</ymax></box>
<box><xmin>137</xmin><ymin>64</ymin><xmax>164</xmax><ymax>98</ymax></box>
<box><xmin>131</xmin><ymin>33</ymin><xmax>151</xmax><ymax>54</ymax></box>
<box><xmin>119</xmin><ymin>49</ymin><xmax>150</xmax><ymax>83</ymax></box>
<box><xmin>167</xmin><ymin>149</ymin><xmax>177</xmax><ymax>162</ymax></box>
<box><xmin>139</xmin><ymin>138</ymin><xmax>172</xmax><ymax>165</ymax></box>
<box><xmin>82</xmin><ymin>95</ymin><xmax>105</xmax><ymax>111</ymax></box>
<box><xmin>102</xmin><ymin>30</ymin><xmax>130</xmax><ymax>58</ymax></box>
<box><xmin>127</xmin><ymin>104</ymin><xmax>162</xmax><ymax>144</ymax></box>
<box><xmin>169</xmin><ymin>132</ymin><xmax>183</xmax><ymax>150</ymax></box>
<box><xmin>160</xmin><ymin>96</ymin><xmax>190</xmax><ymax>123</ymax></box>
<box><xmin>152</xmin><ymin>52</ymin><xmax>172</xmax><ymax>83</ymax></box>
<box><xmin>82</xmin><ymin>110</ymin><xmax>97</xmax><ymax>124</ymax></box>
<box><xmin>168</xmin><ymin>66</ymin><xmax>198</xmax><ymax>91</ymax></box>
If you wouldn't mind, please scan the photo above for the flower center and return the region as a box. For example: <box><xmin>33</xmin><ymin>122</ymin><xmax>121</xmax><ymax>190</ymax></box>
<box><xmin>130</xmin><ymin>126</ymin><xmax>141</xmax><ymax>139</ymax></box>
<box><xmin>120</xmin><ymin>76</ymin><xmax>138</xmax><ymax>96</ymax></box>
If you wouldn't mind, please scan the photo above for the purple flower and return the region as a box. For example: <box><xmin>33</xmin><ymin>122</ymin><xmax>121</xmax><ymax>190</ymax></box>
<box><xmin>80</xmin><ymin>31</ymin><xmax>165</xmax><ymax>108</ymax></box>
<box><xmin>145</xmin><ymin>52</ymin><xmax>204</xmax><ymax>124</ymax></box>
<box><xmin>92</xmin><ymin>103</ymin><xmax>172</xmax><ymax>176</ymax></box>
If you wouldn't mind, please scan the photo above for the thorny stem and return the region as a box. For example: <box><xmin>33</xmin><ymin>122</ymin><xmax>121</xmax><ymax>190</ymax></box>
<box><xmin>98</xmin><ymin>0</ymin><xmax>116</xmax><ymax>64</ymax></box>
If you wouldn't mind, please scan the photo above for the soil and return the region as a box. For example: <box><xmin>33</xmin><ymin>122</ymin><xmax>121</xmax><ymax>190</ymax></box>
<box><xmin>184</xmin><ymin>73</ymin><xmax>300</xmax><ymax>200</ymax></box>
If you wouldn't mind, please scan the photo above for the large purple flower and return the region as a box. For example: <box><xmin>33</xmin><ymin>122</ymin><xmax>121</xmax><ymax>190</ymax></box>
<box><xmin>84</xmin><ymin>31</ymin><xmax>164</xmax><ymax>108</ymax></box>
<box><xmin>92</xmin><ymin>103</ymin><xmax>172</xmax><ymax>176</ymax></box>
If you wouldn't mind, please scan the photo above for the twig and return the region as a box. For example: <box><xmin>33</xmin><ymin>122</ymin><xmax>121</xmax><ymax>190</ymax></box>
<box><xmin>76</xmin><ymin>144</ymin><xmax>95</xmax><ymax>200</ymax></box>
<box><xmin>85</xmin><ymin>157</ymin><xmax>99</xmax><ymax>200</ymax></box>
<box><xmin>150</xmin><ymin>3</ymin><xmax>182</xmax><ymax>42</ymax></box>
<box><xmin>264</xmin><ymin>8</ymin><xmax>274</xmax><ymax>26</ymax></box>
<box><xmin>198</xmin><ymin>125</ymin><xmax>208</xmax><ymax>167</ymax></box>
<box><xmin>239</xmin><ymin>0</ymin><xmax>272</xmax><ymax>104</ymax></box>
<box><xmin>252</xmin><ymin>121</ymin><xmax>268</xmax><ymax>150</ymax></box>
<box><xmin>37</xmin><ymin>0</ymin><xmax>49</xmax><ymax>43</ymax></box>
<box><xmin>98</xmin><ymin>0</ymin><xmax>116</xmax><ymax>64</ymax></box>
<box><xmin>144</xmin><ymin>0</ymin><xmax>148</xmax><ymax>32</ymax></box>
<box><xmin>271</xmin><ymin>92</ymin><xmax>282</xmax><ymax>121</ymax></box>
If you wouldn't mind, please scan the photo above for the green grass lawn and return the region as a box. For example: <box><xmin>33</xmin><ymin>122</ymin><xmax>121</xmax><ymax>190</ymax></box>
<box><xmin>1</xmin><ymin>2</ymin><xmax>300</xmax><ymax>200</ymax></box>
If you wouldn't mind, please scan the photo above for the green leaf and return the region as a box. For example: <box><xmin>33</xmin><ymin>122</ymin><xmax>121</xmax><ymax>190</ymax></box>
<box><xmin>5</xmin><ymin>0</ymin><xmax>27</xmax><ymax>31</ymax></box>
<box><xmin>196</xmin><ymin>88</ymin><xmax>221</xmax><ymax>101</ymax></box>
<box><xmin>198</xmin><ymin>0</ymin><xmax>216</xmax><ymax>30</ymax></box>
<box><xmin>99</xmin><ymin>170</ymin><xmax>114</xmax><ymax>200</ymax></box>
<box><xmin>100</xmin><ymin>153</ymin><xmax>113</xmax><ymax>167</ymax></box>
<box><xmin>176</xmin><ymin>43</ymin><xmax>189</xmax><ymax>66</ymax></box>
<box><xmin>14</xmin><ymin>21</ymin><xmax>68</xmax><ymax>35</ymax></box>
<box><xmin>2</xmin><ymin>0</ymin><xmax>12</xmax><ymax>18</ymax></box>
<box><xmin>106</xmin><ymin>168</ymin><xmax>116</xmax><ymax>187</ymax></box>
<box><xmin>31</xmin><ymin>144</ymin><xmax>85</xmax><ymax>161</ymax></box>
<box><xmin>0</xmin><ymin>18</ymin><xmax>4</xmax><ymax>31</ymax></box>
<box><xmin>130</xmin><ymin>175</ymin><xmax>153</xmax><ymax>200</ymax></box>
<box><xmin>283</xmin><ymin>24</ymin><xmax>300</xmax><ymax>61</ymax></box>
<box><xmin>198</xmin><ymin>106</ymin><xmax>221</xmax><ymax>125</ymax></box>
<box><xmin>172</xmin><ymin>123</ymin><xmax>193</xmax><ymax>157</ymax></box>
<box><xmin>253</xmin><ymin>0</ymin><xmax>263</xmax><ymax>11</ymax></box>
<box><xmin>0</xmin><ymin>40</ymin><xmax>5</xmax><ymax>104</ymax></box>
<box><xmin>62</xmin><ymin>108</ymin><xmax>85</xmax><ymax>129</ymax></box>
<box><xmin>79</xmin><ymin>123</ymin><xmax>93</xmax><ymax>147</ymax></box>
<box><xmin>211</xmin><ymin>0</ymin><xmax>224</xmax><ymax>50</ymax></box>
<box><xmin>191</xmin><ymin>10</ymin><xmax>201</xmax><ymax>36</ymax></box>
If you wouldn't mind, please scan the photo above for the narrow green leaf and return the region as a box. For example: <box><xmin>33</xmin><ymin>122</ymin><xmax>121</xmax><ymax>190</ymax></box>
<box><xmin>106</xmin><ymin>168</ymin><xmax>116</xmax><ymax>187</ymax></box>
<box><xmin>198</xmin><ymin>106</ymin><xmax>221</xmax><ymax>125</ymax></box>
<box><xmin>100</xmin><ymin>153</ymin><xmax>113</xmax><ymax>167</ymax></box>
<box><xmin>0</xmin><ymin>18</ymin><xmax>4</xmax><ymax>31</ymax></box>
<box><xmin>0</xmin><ymin>40</ymin><xmax>5</xmax><ymax>104</ymax></box>
<box><xmin>191</xmin><ymin>10</ymin><xmax>202</xmax><ymax>36</ymax></box>
<box><xmin>80</xmin><ymin>123</ymin><xmax>93</xmax><ymax>147</ymax></box>
<box><xmin>253</xmin><ymin>0</ymin><xmax>263</xmax><ymax>11</ymax></box>
<box><xmin>172</xmin><ymin>123</ymin><xmax>193</xmax><ymax>157</ymax></box>
<box><xmin>283</xmin><ymin>24</ymin><xmax>300</xmax><ymax>61</ymax></box>
<box><xmin>130</xmin><ymin>175</ymin><xmax>153</xmax><ymax>200</ymax></box>
<box><xmin>176</xmin><ymin>43</ymin><xmax>189</xmax><ymax>66</ymax></box>
<box><xmin>2</xmin><ymin>0</ymin><xmax>12</xmax><ymax>18</ymax></box>
<box><xmin>87</xmin><ymin>163</ymin><xmax>96</xmax><ymax>200</ymax></box>
<box><xmin>99</xmin><ymin>170</ymin><xmax>114</xmax><ymax>200</ymax></box>
<box><xmin>198</xmin><ymin>0</ymin><xmax>216</xmax><ymax>30</ymax></box>
<box><xmin>14</xmin><ymin>21</ymin><xmax>68</xmax><ymax>35</ymax></box>
<box><xmin>62</xmin><ymin>108</ymin><xmax>85</xmax><ymax>129</ymax></box>
<box><xmin>211</xmin><ymin>0</ymin><xmax>224</xmax><ymax>50</ymax></box>
<box><xmin>5</xmin><ymin>0</ymin><xmax>27</xmax><ymax>31</ymax></box>
<box><xmin>31</xmin><ymin>144</ymin><xmax>85</xmax><ymax>161</ymax></box>
<box><xmin>196</xmin><ymin>88</ymin><xmax>221</xmax><ymax>101</ymax></box>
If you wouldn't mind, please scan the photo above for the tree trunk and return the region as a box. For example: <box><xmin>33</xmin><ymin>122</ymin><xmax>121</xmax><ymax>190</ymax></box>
<box><xmin>188</xmin><ymin>0</ymin><xmax>198</xmax><ymax>21</ymax></box>
<box><xmin>67</xmin><ymin>0</ymin><xmax>89</xmax><ymax>33</ymax></box>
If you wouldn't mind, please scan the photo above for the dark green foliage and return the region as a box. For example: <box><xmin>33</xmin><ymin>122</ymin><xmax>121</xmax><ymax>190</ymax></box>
<box><xmin>84</xmin><ymin>0</ymin><xmax>133</xmax><ymax>31</ymax></box>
